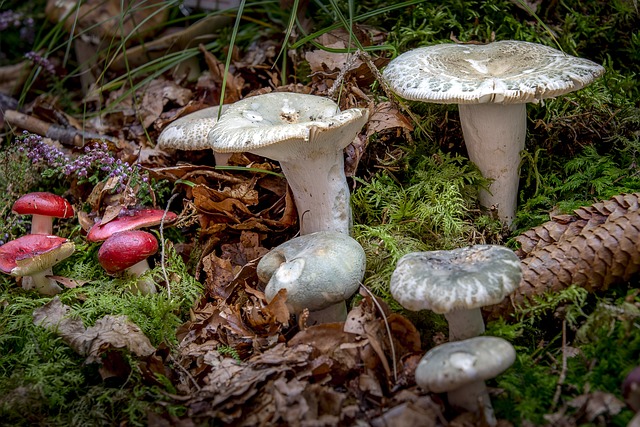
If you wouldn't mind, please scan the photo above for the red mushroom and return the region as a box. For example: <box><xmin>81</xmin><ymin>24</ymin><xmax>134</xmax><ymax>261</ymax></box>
<box><xmin>12</xmin><ymin>192</ymin><xmax>75</xmax><ymax>235</ymax></box>
<box><xmin>0</xmin><ymin>234</ymin><xmax>75</xmax><ymax>295</ymax></box>
<box><xmin>87</xmin><ymin>208</ymin><xmax>177</xmax><ymax>242</ymax></box>
<box><xmin>98</xmin><ymin>230</ymin><xmax>159</xmax><ymax>294</ymax></box>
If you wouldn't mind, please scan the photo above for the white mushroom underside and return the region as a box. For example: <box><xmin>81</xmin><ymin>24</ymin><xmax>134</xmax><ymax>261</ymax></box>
<box><xmin>383</xmin><ymin>40</ymin><xmax>605</xmax><ymax>104</ymax></box>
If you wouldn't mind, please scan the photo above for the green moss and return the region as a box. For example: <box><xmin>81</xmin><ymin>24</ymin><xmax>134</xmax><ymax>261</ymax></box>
<box><xmin>0</xmin><ymin>240</ymin><xmax>202</xmax><ymax>424</ymax></box>
<box><xmin>352</xmin><ymin>151</ymin><xmax>485</xmax><ymax>303</ymax></box>
<box><xmin>488</xmin><ymin>287</ymin><xmax>639</xmax><ymax>425</ymax></box>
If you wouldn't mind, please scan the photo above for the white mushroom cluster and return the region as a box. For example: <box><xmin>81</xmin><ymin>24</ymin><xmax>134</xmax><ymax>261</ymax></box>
<box><xmin>157</xmin><ymin>92</ymin><xmax>369</xmax><ymax>323</ymax></box>
<box><xmin>158</xmin><ymin>92</ymin><xmax>368</xmax><ymax>235</ymax></box>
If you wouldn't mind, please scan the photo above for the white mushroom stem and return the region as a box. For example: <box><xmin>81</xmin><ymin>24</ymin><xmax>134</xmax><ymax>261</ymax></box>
<box><xmin>444</xmin><ymin>308</ymin><xmax>485</xmax><ymax>341</ymax></box>
<box><xmin>447</xmin><ymin>380</ymin><xmax>497</xmax><ymax>426</ymax></box>
<box><xmin>214</xmin><ymin>152</ymin><xmax>233</xmax><ymax>167</ymax></box>
<box><xmin>30</xmin><ymin>214</ymin><xmax>54</xmax><ymax>235</ymax></box>
<box><xmin>459</xmin><ymin>103</ymin><xmax>526</xmax><ymax>227</ymax></box>
<box><xmin>306</xmin><ymin>301</ymin><xmax>348</xmax><ymax>325</ymax></box>
<box><xmin>278</xmin><ymin>147</ymin><xmax>352</xmax><ymax>236</ymax></box>
<box><xmin>25</xmin><ymin>268</ymin><xmax>62</xmax><ymax>295</ymax></box>
<box><xmin>124</xmin><ymin>259</ymin><xmax>157</xmax><ymax>295</ymax></box>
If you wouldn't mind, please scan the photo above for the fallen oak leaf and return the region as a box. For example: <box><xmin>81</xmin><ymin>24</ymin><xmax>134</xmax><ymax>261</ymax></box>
<box><xmin>48</xmin><ymin>275</ymin><xmax>89</xmax><ymax>289</ymax></box>
<box><xmin>33</xmin><ymin>297</ymin><xmax>155</xmax><ymax>361</ymax></box>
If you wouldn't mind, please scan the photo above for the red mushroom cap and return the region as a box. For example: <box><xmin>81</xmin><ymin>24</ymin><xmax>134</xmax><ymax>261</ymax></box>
<box><xmin>0</xmin><ymin>234</ymin><xmax>75</xmax><ymax>276</ymax></box>
<box><xmin>12</xmin><ymin>192</ymin><xmax>74</xmax><ymax>218</ymax></box>
<box><xmin>87</xmin><ymin>209</ymin><xmax>177</xmax><ymax>242</ymax></box>
<box><xmin>98</xmin><ymin>230</ymin><xmax>159</xmax><ymax>274</ymax></box>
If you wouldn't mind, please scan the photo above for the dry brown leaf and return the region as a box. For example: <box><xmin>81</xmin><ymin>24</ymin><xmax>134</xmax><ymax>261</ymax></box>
<box><xmin>200</xmin><ymin>45</ymin><xmax>245</xmax><ymax>103</ymax></box>
<box><xmin>370</xmin><ymin>394</ymin><xmax>441</xmax><ymax>427</ymax></box>
<box><xmin>139</xmin><ymin>79</ymin><xmax>193</xmax><ymax>129</ymax></box>
<box><xmin>46</xmin><ymin>0</ymin><xmax>167</xmax><ymax>40</ymax></box>
<box><xmin>366</xmin><ymin>101</ymin><xmax>414</xmax><ymax>140</ymax></box>
<box><xmin>49</xmin><ymin>275</ymin><xmax>89</xmax><ymax>289</ymax></box>
<box><xmin>202</xmin><ymin>253</ymin><xmax>238</xmax><ymax>299</ymax></box>
<box><xmin>33</xmin><ymin>297</ymin><xmax>155</xmax><ymax>361</ymax></box>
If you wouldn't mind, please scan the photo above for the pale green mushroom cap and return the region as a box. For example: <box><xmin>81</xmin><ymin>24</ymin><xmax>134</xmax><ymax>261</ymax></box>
<box><xmin>390</xmin><ymin>245</ymin><xmax>522</xmax><ymax>313</ymax></box>
<box><xmin>257</xmin><ymin>231</ymin><xmax>366</xmax><ymax>314</ymax></box>
<box><xmin>415</xmin><ymin>336</ymin><xmax>516</xmax><ymax>393</ymax></box>
<box><xmin>383</xmin><ymin>40</ymin><xmax>605</xmax><ymax>104</ymax></box>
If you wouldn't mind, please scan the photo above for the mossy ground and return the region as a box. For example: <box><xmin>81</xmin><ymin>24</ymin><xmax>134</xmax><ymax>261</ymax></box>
<box><xmin>0</xmin><ymin>0</ymin><xmax>639</xmax><ymax>425</ymax></box>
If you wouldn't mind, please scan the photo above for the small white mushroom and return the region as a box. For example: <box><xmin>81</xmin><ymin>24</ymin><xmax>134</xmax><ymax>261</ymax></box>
<box><xmin>257</xmin><ymin>231</ymin><xmax>366</xmax><ymax>324</ymax></box>
<box><xmin>415</xmin><ymin>336</ymin><xmax>516</xmax><ymax>426</ymax></box>
<box><xmin>208</xmin><ymin>92</ymin><xmax>369</xmax><ymax>235</ymax></box>
<box><xmin>383</xmin><ymin>40</ymin><xmax>604</xmax><ymax>226</ymax></box>
<box><xmin>390</xmin><ymin>245</ymin><xmax>522</xmax><ymax>341</ymax></box>
<box><xmin>157</xmin><ymin>105</ymin><xmax>232</xmax><ymax>166</ymax></box>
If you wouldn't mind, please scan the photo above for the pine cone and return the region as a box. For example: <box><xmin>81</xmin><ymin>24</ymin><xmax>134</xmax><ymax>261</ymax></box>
<box><xmin>487</xmin><ymin>193</ymin><xmax>640</xmax><ymax>318</ymax></box>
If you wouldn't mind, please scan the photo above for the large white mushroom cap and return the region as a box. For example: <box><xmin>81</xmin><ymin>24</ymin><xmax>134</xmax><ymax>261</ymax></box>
<box><xmin>207</xmin><ymin>92</ymin><xmax>368</xmax><ymax>160</ymax></box>
<box><xmin>383</xmin><ymin>40</ymin><xmax>605</xmax><ymax>104</ymax></box>
<box><xmin>390</xmin><ymin>245</ymin><xmax>522</xmax><ymax>313</ymax></box>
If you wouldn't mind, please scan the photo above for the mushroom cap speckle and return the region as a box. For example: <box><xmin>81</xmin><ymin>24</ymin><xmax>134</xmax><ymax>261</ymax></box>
<box><xmin>0</xmin><ymin>234</ymin><xmax>75</xmax><ymax>276</ymax></box>
<box><xmin>415</xmin><ymin>336</ymin><xmax>516</xmax><ymax>393</ymax></box>
<box><xmin>12</xmin><ymin>192</ymin><xmax>74</xmax><ymax>218</ymax></box>
<box><xmin>257</xmin><ymin>231</ymin><xmax>366</xmax><ymax>313</ymax></box>
<box><xmin>390</xmin><ymin>245</ymin><xmax>522</xmax><ymax>313</ymax></box>
<box><xmin>157</xmin><ymin>105</ymin><xmax>229</xmax><ymax>150</ymax></box>
<box><xmin>383</xmin><ymin>40</ymin><xmax>604</xmax><ymax>104</ymax></box>
<box><xmin>207</xmin><ymin>92</ymin><xmax>368</xmax><ymax>160</ymax></box>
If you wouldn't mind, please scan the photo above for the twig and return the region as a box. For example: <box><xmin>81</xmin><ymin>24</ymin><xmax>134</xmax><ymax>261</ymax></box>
<box><xmin>551</xmin><ymin>319</ymin><xmax>568</xmax><ymax>410</ymax></box>
<box><xmin>4</xmin><ymin>109</ymin><xmax>116</xmax><ymax>147</ymax></box>
<box><xmin>160</xmin><ymin>193</ymin><xmax>179</xmax><ymax>298</ymax></box>
<box><xmin>359</xmin><ymin>283</ymin><xmax>398</xmax><ymax>383</ymax></box>
<box><xmin>169</xmin><ymin>354</ymin><xmax>201</xmax><ymax>392</ymax></box>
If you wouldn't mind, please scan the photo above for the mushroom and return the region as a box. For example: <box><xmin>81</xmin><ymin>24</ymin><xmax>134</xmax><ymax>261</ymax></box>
<box><xmin>383</xmin><ymin>40</ymin><xmax>605</xmax><ymax>226</ymax></box>
<box><xmin>257</xmin><ymin>231</ymin><xmax>366</xmax><ymax>324</ymax></box>
<box><xmin>0</xmin><ymin>234</ymin><xmax>75</xmax><ymax>295</ymax></box>
<box><xmin>208</xmin><ymin>92</ymin><xmax>369</xmax><ymax>235</ymax></box>
<box><xmin>98</xmin><ymin>230</ymin><xmax>159</xmax><ymax>295</ymax></box>
<box><xmin>12</xmin><ymin>192</ymin><xmax>75</xmax><ymax>235</ymax></box>
<box><xmin>157</xmin><ymin>105</ymin><xmax>233</xmax><ymax>166</ymax></box>
<box><xmin>415</xmin><ymin>335</ymin><xmax>516</xmax><ymax>426</ymax></box>
<box><xmin>87</xmin><ymin>208</ymin><xmax>177</xmax><ymax>242</ymax></box>
<box><xmin>623</xmin><ymin>366</ymin><xmax>640</xmax><ymax>412</ymax></box>
<box><xmin>390</xmin><ymin>245</ymin><xmax>522</xmax><ymax>341</ymax></box>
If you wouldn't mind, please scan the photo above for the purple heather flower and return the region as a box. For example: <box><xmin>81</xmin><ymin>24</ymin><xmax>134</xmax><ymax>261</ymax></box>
<box><xmin>25</xmin><ymin>51</ymin><xmax>56</xmax><ymax>75</ymax></box>
<box><xmin>13</xmin><ymin>132</ymin><xmax>152</xmax><ymax>197</ymax></box>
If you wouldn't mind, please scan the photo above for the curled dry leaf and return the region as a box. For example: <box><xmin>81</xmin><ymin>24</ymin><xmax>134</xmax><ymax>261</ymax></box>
<box><xmin>200</xmin><ymin>46</ymin><xmax>245</xmax><ymax>103</ymax></box>
<box><xmin>140</xmin><ymin>79</ymin><xmax>194</xmax><ymax>129</ymax></box>
<box><xmin>33</xmin><ymin>297</ymin><xmax>155</xmax><ymax>362</ymax></box>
